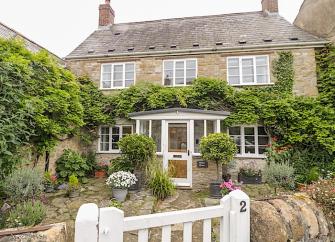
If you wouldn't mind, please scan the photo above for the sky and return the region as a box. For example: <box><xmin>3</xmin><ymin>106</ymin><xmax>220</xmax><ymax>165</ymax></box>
<box><xmin>0</xmin><ymin>0</ymin><xmax>304</xmax><ymax>58</ymax></box>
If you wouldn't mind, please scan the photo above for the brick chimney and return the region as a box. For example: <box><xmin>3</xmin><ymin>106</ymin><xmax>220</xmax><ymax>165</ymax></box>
<box><xmin>99</xmin><ymin>0</ymin><xmax>115</xmax><ymax>27</ymax></box>
<box><xmin>262</xmin><ymin>0</ymin><xmax>278</xmax><ymax>14</ymax></box>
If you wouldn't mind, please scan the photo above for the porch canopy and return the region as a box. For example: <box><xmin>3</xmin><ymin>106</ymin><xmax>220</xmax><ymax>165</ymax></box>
<box><xmin>129</xmin><ymin>108</ymin><xmax>230</xmax><ymax>155</ymax></box>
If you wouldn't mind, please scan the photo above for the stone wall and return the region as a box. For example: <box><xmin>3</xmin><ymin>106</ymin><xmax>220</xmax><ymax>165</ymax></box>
<box><xmin>66</xmin><ymin>48</ymin><xmax>319</xmax><ymax>97</ymax></box>
<box><xmin>251</xmin><ymin>193</ymin><xmax>334</xmax><ymax>242</ymax></box>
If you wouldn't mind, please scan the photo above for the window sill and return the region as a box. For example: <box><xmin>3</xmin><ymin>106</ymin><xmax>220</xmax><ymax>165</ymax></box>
<box><xmin>235</xmin><ymin>154</ymin><xmax>266</xmax><ymax>159</ymax></box>
<box><xmin>100</xmin><ymin>87</ymin><xmax>130</xmax><ymax>90</ymax></box>
<box><xmin>96</xmin><ymin>150</ymin><xmax>121</xmax><ymax>154</ymax></box>
<box><xmin>230</xmin><ymin>83</ymin><xmax>274</xmax><ymax>87</ymax></box>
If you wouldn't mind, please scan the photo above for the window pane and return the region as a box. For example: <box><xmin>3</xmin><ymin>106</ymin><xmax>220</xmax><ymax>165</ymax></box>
<box><xmin>256</xmin><ymin>56</ymin><xmax>267</xmax><ymax>66</ymax></box>
<box><xmin>194</xmin><ymin>120</ymin><xmax>204</xmax><ymax>153</ymax></box>
<box><xmin>122</xmin><ymin>126</ymin><xmax>132</xmax><ymax>136</ymax></box>
<box><xmin>125</xmin><ymin>72</ymin><xmax>134</xmax><ymax>80</ymax></box>
<box><xmin>164</xmin><ymin>70</ymin><xmax>173</xmax><ymax>86</ymax></box>
<box><xmin>186</xmin><ymin>69</ymin><xmax>196</xmax><ymax>78</ymax></box>
<box><xmin>102</xmin><ymin>81</ymin><xmax>112</xmax><ymax>89</ymax></box>
<box><xmin>229</xmin><ymin>76</ymin><xmax>240</xmax><ymax>85</ymax></box>
<box><xmin>112</xmin><ymin>127</ymin><xmax>120</xmax><ymax>134</ymax></box>
<box><xmin>175</xmin><ymin>61</ymin><xmax>184</xmax><ymax>69</ymax></box>
<box><xmin>140</xmin><ymin>120</ymin><xmax>150</xmax><ymax>136</ymax></box>
<box><xmin>231</xmin><ymin>136</ymin><xmax>241</xmax><ymax>146</ymax></box>
<box><xmin>256</xmin><ymin>75</ymin><xmax>268</xmax><ymax>84</ymax></box>
<box><xmin>103</xmin><ymin>65</ymin><xmax>112</xmax><ymax>73</ymax></box>
<box><xmin>229</xmin><ymin>67</ymin><xmax>239</xmax><ymax>76</ymax></box>
<box><xmin>164</xmin><ymin>61</ymin><xmax>174</xmax><ymax>70</ymax></box>
<box><xmin>113</xmin><ymin>64</ymin><xmax>123</xmax><ymax>73</ymax></box>
<box><xmin>103</xmin><ymin>73</ymin><xmax>111</xmax><ymax>81</ymax></box>
<box><xmin>256</xmin><ymin>66</ymin><xmax>267</xmax><ymax>75</ymax></box>
<box><xmin>100</xmin><ymin>127</ymin><xmax>110</xmax><ymax>152</ymax></box>
<box><xmin>186</xmin><ymin>77</ymin><xmax>195</xmax><ymax>85</ymax></box>
<box><xmin>242</xmin><ymin>58</ymin><xmax>253</xmax><ymax>66</ymax></box>
<box><xmin>168</xmin><ymin>123</ymin><xmax>187</xmax><ymax>153</ymax></box>
<box><xmin>228</xmin><ymin>58</ymin><xmax>239</xmax><ymax>66</ymax></box>
<box><xmin>152</xmin><ymin>120</ymin><xmax>162</xmax><ymax>152</ymax></box>
<box><xmin>258</xmin><ymin>136</ymin><xmax>269</xmax><ymax>146</ymax></box>
<box><xmin>175</xmin><ymin>69</ymin><xmax>184</xmax><ymax>78</ymax></box>
<box><xmin>175</xmin><ymin>78</ymin><xmax>184</xmax><ymax>85</ymax></box>
<box><xmin>244</xmin><ymin>127</ymin><xmax>255</xmax><ymax>135</ymax></box>
<box><xmin>206</xmin><ymin>120</ymin><xmax>215</xmax><ymax>135</ymax></box>
<box><xmin>258</xmin><ymin>127</ymin><xmax>267</xmax><ymax>135</ymax></box>
<box><xmin>242</xmin><ymin>66</ymin><xmax>254</xmax><ymax>76</ymax></box>
<box><xmin>245</xmin><ymin>136</ymin><xmax>255</xmax><ymax>145</ymax></box>
<box><xmin>229</xmin><ymin>127</ymin><xmax>241</xmax><ymax>135</ymax></box>
<box><xmin>125</xmin><ymin>63</ymin><xmax>135</xmax><ymax>72</ymax></box>
<box><xmin>113</xmin><ymin>81</ymin><xmax>123</xmax><ymax>87</ymax></box>
<box><xmin>245</xmin><ymin>146</ymin><xmax>256</xmax><ymax>154</ymax></box>
<box><xmin>125</xmin><ymin>80</ymin><xmax>134</xmax><ymax>87</ymax></box>
<box><xmin>186</xmin><ymin>60</ymin><xmax>196</xmax><ymax>69</ymax></box>
<box><xmin>113</xmin><ymin>71</ymin><xmax>123</xmax><ymax>80</ymax></box>
<box><xmin>242</xmin><ymin>75</ymin><xmax>254</xmax><ymax>83</ymax></box>
<box><xmin>258</xmin><ymin>146</ymin><xmax>267</xmax><ymax>154</ymax></box>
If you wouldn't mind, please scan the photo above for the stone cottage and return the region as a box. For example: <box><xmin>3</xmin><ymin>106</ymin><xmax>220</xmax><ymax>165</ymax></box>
<box><xmin>65</xmin><ymin>0</ymin><xmax>327</xmax><ymax>188</ymax></box>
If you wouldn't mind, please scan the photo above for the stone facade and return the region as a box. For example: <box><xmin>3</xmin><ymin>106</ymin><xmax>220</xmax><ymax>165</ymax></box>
<box><xmin>66</xmin><ymin>48</ymin><xmax>319</xmax><ymax>97</ymax></box>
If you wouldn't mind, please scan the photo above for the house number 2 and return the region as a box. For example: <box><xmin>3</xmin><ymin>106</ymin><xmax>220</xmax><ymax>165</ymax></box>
<box><xmin>240</xmin><ymin>201</ymin><xmax>247</xmax><ymax>213</ymax></box>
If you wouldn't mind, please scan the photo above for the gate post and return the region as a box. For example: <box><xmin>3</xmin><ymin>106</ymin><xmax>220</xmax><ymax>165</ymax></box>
<box><xmin>229</xmin><ymin>190</ymin><xmax>250</xmax><ymax>242</ymax></box>
<box><xmin>99</xmin><ymin>207</ymin><xmax>124</xmax><ymax>242</ymax></box>
<box><xmin>75</xmin><ymin>203</ymin><xmax>99</xmax><ymax>242</ymax></box>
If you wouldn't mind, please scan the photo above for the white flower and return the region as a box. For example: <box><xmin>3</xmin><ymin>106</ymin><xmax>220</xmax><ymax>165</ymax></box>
<box><xmin>106</xmin><ymin>171</ymin><xmax>137</xmax><ymax>189</ymax></box>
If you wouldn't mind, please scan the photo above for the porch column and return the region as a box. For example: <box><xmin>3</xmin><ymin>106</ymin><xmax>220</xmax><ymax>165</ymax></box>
<box><xmin>216</xmin><ymin>120</ymin><xmax>221</xmax><ymax>133</ymax></box>
<box><xmin>136</xmin><ymin>120</ymin><xmax>140</xmax><ymax>134</ymax></box>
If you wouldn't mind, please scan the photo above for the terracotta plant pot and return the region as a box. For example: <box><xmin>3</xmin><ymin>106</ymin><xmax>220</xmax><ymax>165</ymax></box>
<box><xmin>95</xmin><ymin>170</ymin><xmax>107</xmax><ymax>178</ymax></box>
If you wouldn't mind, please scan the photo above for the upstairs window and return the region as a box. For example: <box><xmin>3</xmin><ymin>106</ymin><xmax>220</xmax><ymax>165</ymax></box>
<box><xmin>101</xmin><ymin>63</ymin><xmax>135</xmax><ymax>89</ymax></box>
<box><xmin>227</xmin><ymin>56</ymin><xmax>270</xmax><ymax>86</ymax></box>
<box><xmin>163</xmin><ymin>59</ymin><xmax>197</xmax><ymax>86</ymax></box>
<box><xmin>228</xmin><ymin>126</ymin><xmax>270</xmax><ymax>157</ymax></box>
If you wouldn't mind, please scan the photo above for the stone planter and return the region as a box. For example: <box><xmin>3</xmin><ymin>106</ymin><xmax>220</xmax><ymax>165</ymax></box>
<box><xmin>95</xmin><ymin>170</ymin><xmax>107</xmax><ymax>178</ymax></box>
<box><xmin>209</xmin><ymin>181</ymin><xmax>222</xmax><ymax>198</ymax></box>
<box><xmin>129</xmin><ymin>172</ymin><xmax>143</xmax><ymax>191</ymax></box>
<box><xmin>112</xmin><ymin>188</ymin><xmax>128</xmax><ymax>202</ymax></box>
<box><xmin>238</xmin><ymin>173</ymin><xmax>262</xmax><ymax>184</ymax></box>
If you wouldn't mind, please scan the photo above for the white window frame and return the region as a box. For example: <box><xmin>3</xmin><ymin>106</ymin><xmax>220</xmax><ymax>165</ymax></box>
<box><xmin>98</xmin><ymin>125</ymin><xmax>133</xmax><ymax>153</ymax></box>
<box><xmin>227</xmin><ymin>125</ymin><xmax>270</xmax><ymax>158</ymax></box>
<box><xmin>162</xmin><ymin>59</ymin><xmax>198</xmax><ymax>87</ymax></box>
<box><xmin>227</xmin><ymin>55</ymin><xmax>272</xmax><ymax>86</ymax></box>
<box><xmin>100</xmin><ymin>62</ymin><xmax>136</xmax><ymax>90</ymax></box>
<box><xmin>137</xmin><ymin>120</ymin><xmax>163</xmax><ymax>155</ymax></box>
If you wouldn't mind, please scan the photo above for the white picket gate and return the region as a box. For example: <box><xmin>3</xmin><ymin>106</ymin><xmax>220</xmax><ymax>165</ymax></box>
<box><xmin>75</xmin><ymin>190</ymin><xmax>250</xmax><ymax>242</ymax></box>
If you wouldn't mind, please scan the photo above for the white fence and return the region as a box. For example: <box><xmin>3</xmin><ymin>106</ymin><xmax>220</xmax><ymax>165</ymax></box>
<box><xmin>75</xmin><ymin>190</ymin><xmax>250</xmax><ymax>242</ymax></box>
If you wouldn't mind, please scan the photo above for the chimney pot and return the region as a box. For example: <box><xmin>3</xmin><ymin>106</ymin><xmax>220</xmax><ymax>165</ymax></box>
<box><xmin>99</xmin><ymin>0</ymin><xmax>115</xmax><ymax>27</ymax></box>
<box><xmin>262</xmin><ymin>0</ymin><xmax>278</xmax><ymax>14</ymax></box>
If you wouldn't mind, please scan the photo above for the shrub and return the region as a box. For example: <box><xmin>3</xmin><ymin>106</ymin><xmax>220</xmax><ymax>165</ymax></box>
<box><xmin>306</xmin><ymin>178</ymin><xmax>335</xmax><ymax>222</ymax></box>
<box><xmin>56</xmin><ymin>149</ymin><xmax>89</xmax><ymax>181</ymax></box>
<box><xmin>147</xmin><ymin>162</ymin><xmax>175</xmax><ymax>200</ymax></box>
<box><xmin>82</xmin><ymin>151</ymin><xmax>97</xmax><ymax>176</ymax></box>
<box><xmin>68</xmin><ymin>174</ymin><xmax>80</xmax><ymax>191</ymax></box>
<box><xmin>263</xmin><ymin>162</ymin><xmax>295</xmax><ymax>192</ymax></box>
<box><xmin>3</xmin><ymin>168</ymin><xmax>44</xmax><ymax>203</ymax></box>
<box><xmin>108</xmin><ymin>157</ymin><xmax>133</xmax><ymax>175</ymax></box>
<box><xmin>200</xmin><ymin>133</ymin><xmax>237</xmax><ymax>180</ymax></box>
<box><xmin>118</xmin><ymin>134</ymin><xmax>156</xmax><ymax>171</ymax></box>
<box><xmin>6</xmin><ymin>200</ymin><xmax>46</xmax><ymax>228</ymax></box>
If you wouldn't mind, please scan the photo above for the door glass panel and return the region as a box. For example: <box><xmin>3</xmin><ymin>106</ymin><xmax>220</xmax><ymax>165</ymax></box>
<box><xmin>168</xmin><ymin>160</ymin><xmax>187</xmax><ymax>178</ymax></box>
<box><xmin>194</xmin><ymin>120</ymin><xmax>204</xmax><ymax>153</ymax></box>
<box><xmin>168</xmin><ymin>123</ymin><xmax>187</xmax><ymax>153</ymax></box>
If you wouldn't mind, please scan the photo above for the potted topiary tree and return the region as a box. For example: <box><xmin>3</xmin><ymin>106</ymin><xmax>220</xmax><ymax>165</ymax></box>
<box><xmin>118</xmin><ymin>134</ymin><xmax>156</xmax><ymax>191</ymax></box>
<box><xmin>200</xmin><ymin>133</ymin><xmax>237</xmax><ymax>198</ymax></box>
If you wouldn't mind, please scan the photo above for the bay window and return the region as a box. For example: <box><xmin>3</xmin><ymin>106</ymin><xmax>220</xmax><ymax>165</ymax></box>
<box><xmin>227</xmin><ymin>56</ymin><xmax>270</xmax><ymax>86</ymax></box>
<box><xmin>163</xmin><ymin>59</ymin><xmax>197</xmax><ymax>86</ymax></box>
<box><xmin>98</xmin><ymin>125</ymin><xmax>133</xmax><ymax>152</ymax></box>
<box><xmin>138</xmin><ymin>120</ymin><xmax>162</xmax><ymax>153</ymax></box>
<box><xmin>193</xmin><ymin>120</ymin><xmax>217</xmax><ymax>155</ymax></box>
<box><xmin>228</xmin><ymin>126</ymin><xmax>270</xmax><ymax>157</ymax></box>
<box><xmin>101</xmin><ymin>62</ymin><xmax>135</xmax><ymax>89</ymax></box>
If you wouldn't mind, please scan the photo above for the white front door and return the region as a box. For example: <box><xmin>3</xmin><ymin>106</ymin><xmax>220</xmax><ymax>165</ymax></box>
<box><xmin>163</xmin><ymin>121</ymin><xmax>192</xmax><ymax>187</ymax></box>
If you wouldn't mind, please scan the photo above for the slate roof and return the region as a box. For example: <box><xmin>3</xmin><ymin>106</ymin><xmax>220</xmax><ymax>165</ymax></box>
<box><xmin>0</xmin><ymin>22</ymin><xmax>64</xmax><ymax>63</ymax></box>
<box><xmin>66</xmin><ymin>11</ymin><xmax>326</xmax><ymax>59</ymax></box>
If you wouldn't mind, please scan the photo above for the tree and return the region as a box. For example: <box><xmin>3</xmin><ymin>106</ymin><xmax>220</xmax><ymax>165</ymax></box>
<box><xmin>200</xmin><ymin>133</ymin><xmax>237</xmax><ymax>181</ymax></box>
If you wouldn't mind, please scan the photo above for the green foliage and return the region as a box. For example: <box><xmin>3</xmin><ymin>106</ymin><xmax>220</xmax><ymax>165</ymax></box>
<box><xmin>109</xmin><ymin>199</ymin><xmax>123</xmax><ymax>209</ymax></box>
<box><xmin>272</xmin><ymin>51</ymin><xmax>294</xmax><ymax>93</ymax></box>
<box><xmin>3</xmin><ymin>168</ymin><xmax>44</xmax><ymax>203</ymax></box>
<box><xmin>263</xmin><ymin>161</ymin><xmax>295</xmax><ymax>191</ymax></box>
<box><xmin>147</xmin><ymin>162</ymin><xmax>175</xmax><ymax>200</ymax></box>
<box><xmin>108</xmin><ymin>157</ymin><xmax>133</xmax><ymax>174</ymax></box>
<box><xmin>68</xmin><ymin>174</ymin><xmax>80</xmax><ymax>191</ymax></box>
<box><xmin>118</xmin><ymin>134</ymin><xmax>156</xmax><ymax>171</ymax></box>
<box><xmin>6</xmin><ymin>200</ymin><xmax>46</xmax><ymax>228</ymax></box>
<box><xmin>200</xmin><ymin>133</ymin><xmax>237</xmax><ymax>179</ymax></box>
<box><xmin>82</xmin><ymin>151</ymin><xmax>97</xmax><ymax>176</ymax></box>
<box><xmin>56</xmin><ymin>149</ymin><xmax>89</xmax><ymax>181</ymax></box>
<box><xmin>316</xmin><ymin>44</ymin><xmax>335</xmax><ymax>108</ymax></box>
